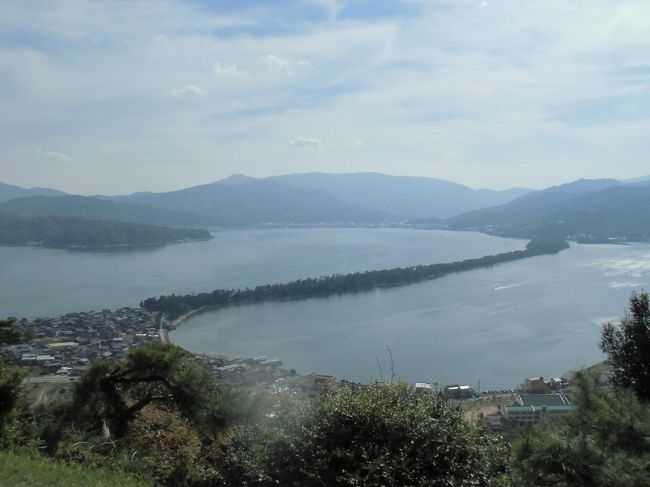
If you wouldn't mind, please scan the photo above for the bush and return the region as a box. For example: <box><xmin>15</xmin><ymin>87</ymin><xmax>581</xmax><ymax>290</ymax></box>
<box><xmin>262</xmin><ymin>382</ymin><xmax>509</xmax><ymax>486</ymax></box>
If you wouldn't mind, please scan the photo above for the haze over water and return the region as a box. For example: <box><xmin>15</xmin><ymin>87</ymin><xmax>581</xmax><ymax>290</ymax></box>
<box><xmin>3</xmin><ymin>227</ymin><xmax>648</xmax><ymax>388</ymax></box>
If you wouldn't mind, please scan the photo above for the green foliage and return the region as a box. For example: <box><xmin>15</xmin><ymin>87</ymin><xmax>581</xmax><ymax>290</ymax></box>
<box><xmin>0</xmin><ymin>361</ymin><xmax>25</xmax><ymax>446</ymax></box>
<box><xmin>122</xmin><ymin>405</ymin><xmax>204</xmax><ymax>486</ymax></box>
<box><xmin>600</xmin><ymin>292</ymin><xmax>650</xmax><ymax>401</ymax></box>
<box><xmin>142</xmin><ymin>239</ymin><xmax>569</xmax><ymax>318</ymax></box>
<box><xmin>0</xmin><ymin>448</ymin><xmax>152</xmax><ymax>487</ymax></box>
<box><xmin>511</xmin><ymin>373</ymin><xmax>650</xmax><ymax>486</ymax></box>
<box><xmin>0</xmin><ymin>317</ymin><xmax>21</xmax><ymax>345</ymax></box>
<box><xmin>70</xmin><ymin>343</ymin><xmax>241</xmax><ymax>439</ymax></box>
<box><xmin>261</xmin><ymin>382</ymin><xmax>509</xmax><ymax>486</ymax></box>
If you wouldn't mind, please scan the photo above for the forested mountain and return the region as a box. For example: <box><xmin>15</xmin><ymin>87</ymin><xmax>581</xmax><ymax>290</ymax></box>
<box><xmin>114</xmin><ymin>179</ymin><xmax>387</xmax><ymax>225</ymax></box>
<box><xmin>446</xmin><ymin>179</ymin><xmax>650</xmax><ymax>241</ymax></box>
<box><xmin>0</xmin><ymin>181</ymin><xmax>65</xmax><ymax>203</ymax></box>
<box><xmin>266</xmin><ymin>172</ymin><xmax>532</xmax><ymax>219</ymax></box>
<box><xmin>8</xmin><ymin>175</ymin><xmax>648</xmax><ymax>234</ymax></box>
<box><xmin>0</xmin><ymin>174</ymin><xmax>530</xmax><ymax>226</ymax></box>
<box><xmin>0</xmin><ymin>195</ymin><xmax>211</xmax><ymax>227</ymax></box>
<box><xmin>446</xmin><ymin>179</ymin><xmax>619</xmax><ymax>229</ymax></box>
<box><xmin>0</xmin><ymin>213</ymin><xmax>211</xmax><ymax>248</ymax></box>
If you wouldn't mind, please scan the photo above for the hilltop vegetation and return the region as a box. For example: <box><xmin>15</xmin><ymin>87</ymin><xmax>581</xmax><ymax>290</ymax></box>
<box><xmin>511</xmin><ymin>292</ymin><xmax>650</xmax><ymax>486</ymax></box>
<box><xmin>0</xmin><ymin>343</ymin><xmax>510</xmax><ymax>486</ymax></box>
<box><xmin>3</xmin><ymin>293</ymin><xmax>650</xmax><ymax>485</ymax></box>
<box><xmin>0</xmin><ymin>449</ymin><xmax>152</xmax><ymax>487</ymax></box>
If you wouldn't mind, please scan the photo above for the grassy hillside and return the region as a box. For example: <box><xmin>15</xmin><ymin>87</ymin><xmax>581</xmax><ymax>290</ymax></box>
<box><xmin>0</xmin><ymin>450</ymin><xmax>152</xmax><ymax>487</ymax></box>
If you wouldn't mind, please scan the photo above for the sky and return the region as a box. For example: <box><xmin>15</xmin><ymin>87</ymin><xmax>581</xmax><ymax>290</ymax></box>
<box><xmin>1</xmin><ymin>0</ymin><xmax>650</xmax><ymax>195</ymax></box>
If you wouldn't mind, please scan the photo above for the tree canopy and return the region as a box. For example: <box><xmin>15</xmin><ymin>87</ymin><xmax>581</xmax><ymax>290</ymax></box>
<box><xmin>0</xmin><ymin>318</ymin><xmax>20</xmax><ymax>346</ymax></box>
<box><xmin>71</xmin><ymin>343</ymin><xmax>240</xmax><ymax>439</ymax></box>
<box><xmin>511</xmin><ymin>373</ymin><xmax>650</xmax><ymax>486</ymax></box>
<box><xmin>0</xmin><ymin>362</ymin><xmax>24</xmax><ymax>446</ymax></box>
<box><xmin>261</xmin><ymin>382</ymin><xmax>510</xmax><ymax>486</ymax></box>
<box><xmin>600</xmin><ymin>291</ymin><xmax>650</xmax><ymax>401</ymax></box>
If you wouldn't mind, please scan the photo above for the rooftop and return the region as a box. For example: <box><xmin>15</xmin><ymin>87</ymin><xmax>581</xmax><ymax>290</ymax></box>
<box><xmin>516</xmin><ymin>394</ymin><xmax>572</xmax><ymax>407</ymax></box>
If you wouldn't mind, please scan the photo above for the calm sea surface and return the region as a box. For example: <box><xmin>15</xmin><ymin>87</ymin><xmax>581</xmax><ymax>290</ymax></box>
<box><xmin>3</xmin><ymin>228</ymin><xmax>648</xmax><ymax>388</ymax></box>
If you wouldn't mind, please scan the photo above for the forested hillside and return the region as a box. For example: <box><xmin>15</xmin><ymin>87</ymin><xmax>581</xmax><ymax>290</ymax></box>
<box><xmin>0</xmin><ymin>213</ymin><xmax>211</xmax><ymax>248</ymax></box>
<box><xmin>0</xmin><ymin>195</ymin><xmax>211</xmax><ymax>227</ymax></box>
<box><xmin>447</xmin><ymin>180</ymin><xmax>650</xmax><ymax>242</ymax></box>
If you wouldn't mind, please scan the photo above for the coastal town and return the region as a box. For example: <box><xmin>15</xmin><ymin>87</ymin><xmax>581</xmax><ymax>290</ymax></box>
<box><xmin>1</xmin><ymin>306</ymin><xmax>579</xmax><ymax>432</ymax></box>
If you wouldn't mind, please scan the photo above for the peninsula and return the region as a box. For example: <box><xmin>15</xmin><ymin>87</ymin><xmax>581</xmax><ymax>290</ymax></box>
<box><xmin>141</xmin><ymin>238</ymin><xmax>569</xmax><ymax>319</ymax></box>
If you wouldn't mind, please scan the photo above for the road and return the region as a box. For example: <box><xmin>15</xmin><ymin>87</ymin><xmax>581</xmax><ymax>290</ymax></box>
<box><xmin>23</xmin><ymin>375</ymin><xmax>78</xmax><ymax>384</ymax></box>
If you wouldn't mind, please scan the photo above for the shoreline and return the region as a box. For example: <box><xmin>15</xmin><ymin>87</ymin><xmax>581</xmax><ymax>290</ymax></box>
<box><xmin>160</xmin><ymin>306</ymin><xmax>208</xmax><ymax>344</ymax></box>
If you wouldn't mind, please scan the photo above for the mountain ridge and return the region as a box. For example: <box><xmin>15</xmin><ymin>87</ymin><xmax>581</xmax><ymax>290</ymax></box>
<box><xmin>445</xmin><ymin>178</ymin><xmax>650</xmax><ymax>242</ymax></box>
<box><xmin>265</xmin><ymin>172</ymin><xmax>533</xmax><ymax>219</ymax></box>
<box><xmin>0</xmin><ymin>181</ymin><xmax>65</xmax><ymax>203</ymax></box>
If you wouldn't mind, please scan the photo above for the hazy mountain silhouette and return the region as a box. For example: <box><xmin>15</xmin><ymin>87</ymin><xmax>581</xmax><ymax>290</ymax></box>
<box><xmin>0</xmin><ymin>195</ymin><xmax>210</xmax><ymax>227</ymax></box>
<box><xmin>0</xmin><ymin>181</ymin><xmax>65</xmax><ymax>203</ymax></box>
<box><xmin>447</xmin><ymin>179</ymin><xmax>650</xmax><ymax>241</ymax></box>
<box><xmin>266</xmin><ymin>172</ymin><xmax>532</xmax><ymax>219</ymax></box>
<box><xmin>114</xmin><ymin>178</ymin><xmax>386</xmax><ymax>225</ymax></box>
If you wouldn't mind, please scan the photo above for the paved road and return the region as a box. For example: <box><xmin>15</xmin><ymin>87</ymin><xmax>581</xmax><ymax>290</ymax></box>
<box><xmin>23</xmin><ymin>375</ymin><xmax>78</xmax><ymax>384</ymax></box>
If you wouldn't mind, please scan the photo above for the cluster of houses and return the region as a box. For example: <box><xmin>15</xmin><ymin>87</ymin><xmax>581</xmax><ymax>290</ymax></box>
<box><xmin>2</xmin><ymin>307</ymin><xmax>162</xmax><ymax>376</ymax></box>
<box><xmin>1</xmin><ymin>309</ymin><xmax>581</xmax><ymax>432</ymax></box>
<box><xmin>192</xmin><ymin>353</ymin><xmax>290</xmax><ymax>385</ymax></box>
<box><xmin>0</xmin><ymin>306</ymin><xmax>326</xmax><ymax>395</ymax></box>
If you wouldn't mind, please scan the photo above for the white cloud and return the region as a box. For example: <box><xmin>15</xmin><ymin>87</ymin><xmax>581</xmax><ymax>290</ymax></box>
<box><xmin>263</xmin><ymin>54</ymin><xmax>314</xmax><ymax>77</ymax></box>
<box><xmin>33</xmin><ymin>147</ymin><xmax>76</xmax><ymax>162</ymax></box>
<box><xmin>214</xmin><ymin>62</ymin><xmax>249</xmax><ymax>78</ymax></box>
<box><xmin>169</xmin><ymin>85</ymin><xmax>208</xmax><ymax>97</ymax></box>
<box><xmin>287</xmin><ymin>137</ymin><xmax>325</xmax><ymax>150</ymax></box>
<box><xmin>3</xmin><ymin>0</ymin><xmax>650</xmax><ymax>193</ymax></box>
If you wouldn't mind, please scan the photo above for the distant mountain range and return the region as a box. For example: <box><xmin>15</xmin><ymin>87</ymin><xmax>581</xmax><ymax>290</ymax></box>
<box><xmin>264</xmin><ymin>173</ymin><xmax>531</xmax><ymax>219</ymax></box>
<box><xmin>0</xmin><ymin>181</ymin><xmax>65</xmax><ymax>203</ymax></box>
<box><xmin>3</xmin><ymin>173</ymin><xmax>650</xmax><ymax>243</ymax></box>
<box><xmin>107</xmin><ymin>172</ymin><xmax>532</xmax><ymax>223</ymax></box>
<box><xmin>445</xmin><ymin>179</ymin><xmax>650</xmax><ymax>242</ymax></box>
<box><xmin>108</xmin><ymin>178</ymin><xmax>386</xmax><ymax>225</ymax></box>
<box><xmin>0</xmin><ymin>173</ymin><xmax>534</xmax><ymax>229</ymax></box>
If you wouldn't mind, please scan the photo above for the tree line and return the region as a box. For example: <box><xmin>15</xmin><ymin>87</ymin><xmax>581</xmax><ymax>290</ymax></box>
<box><xmin>142</xmin><ymin>239</ymin><xmax>570</xmax><ymax>318</ymax></box>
